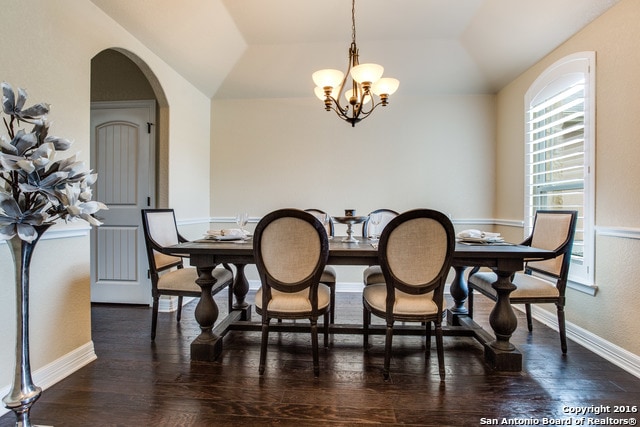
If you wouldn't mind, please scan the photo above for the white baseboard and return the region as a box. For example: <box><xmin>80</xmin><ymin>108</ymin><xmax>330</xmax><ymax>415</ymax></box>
<box><xmin>529</xmin><ymin>305</ymin><xmax>640</xmax><ymax>379</ymax></box>
<box><xmin>157</xmin><ymin>296</ymin><xmax>196</xmax><ymax>312</ymax></box>
<box><xmin>0</xmin><ymin>341</ymin><xmax>97</xmax><ymax>417</ymax></box>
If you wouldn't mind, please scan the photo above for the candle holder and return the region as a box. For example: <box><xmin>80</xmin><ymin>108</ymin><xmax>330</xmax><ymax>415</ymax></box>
<box><xmin>333</xmin><ymin>211</ymin><xmax>367</xmax><ymax>243</ymax></box>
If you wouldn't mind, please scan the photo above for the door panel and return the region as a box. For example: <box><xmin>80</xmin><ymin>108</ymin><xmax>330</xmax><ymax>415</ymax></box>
<box><xmin>90</xmin><ymin>101</ymin><xmax>155</xmax><ymax>304</ymax></box>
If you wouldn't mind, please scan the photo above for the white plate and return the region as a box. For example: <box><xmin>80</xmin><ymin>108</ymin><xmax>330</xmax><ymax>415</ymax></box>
<box><xmin>457</xmin><ymin>237</ymin><xmax>504</xmax><ymax>243</ymax></box>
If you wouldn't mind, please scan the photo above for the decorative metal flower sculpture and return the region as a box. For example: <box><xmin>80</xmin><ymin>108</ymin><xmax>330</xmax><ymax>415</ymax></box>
<box><xmin>1</xmin><ymin>82</ymin><xmax>107</xmax><ymax>426</ymax></box>
<box><xmin>0</xmin><ymin>82</ymin><xmax>107</xmax><ymax>241</ymax></box>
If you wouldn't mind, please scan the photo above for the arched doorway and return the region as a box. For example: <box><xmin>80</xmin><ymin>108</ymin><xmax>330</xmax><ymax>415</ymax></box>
<box><xmin>89</xmin><ymin>48</ymin><xmax>169</xmax><ymax>304</ymax></box>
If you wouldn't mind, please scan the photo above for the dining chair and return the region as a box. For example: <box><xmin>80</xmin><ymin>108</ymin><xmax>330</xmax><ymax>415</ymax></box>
<box><xmin>467</xmin><ymin>210</ymin><xmax>578</xmax><ymax>353</ymax></box>
<box><xmin>362</xmin><ymin>209</ymin><xmax>399</xmax><ymax>286</ymax></box>
<box><xmin>141</xmin><ymin>209</ymin><xmax>234</xmax><ymax>340</ymax></box>
<box><xmin>363</xmin><ymin>209</ymin><xmax>455</xmax><ymax>381</ymax></box>
<box><xmin>305</xmin><ymin>208</ymin><xmax>337</xmax><ymax>324</ymax></box>
<box><xmin>253</xmin><ymin>208</ymin><xmax>330</xmax><ymax>377</ymax></box>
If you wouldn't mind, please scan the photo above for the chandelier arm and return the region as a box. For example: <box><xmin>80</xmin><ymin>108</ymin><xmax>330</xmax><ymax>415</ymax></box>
<box><xmin>325</xmin><ymin>96</ymin><xmax>349</xmax><ymax>116</ymax></box>
<box><xmin>357</xmin><ymin>99</ymin><xmax>386</xmax><ymax>118</ymax></box>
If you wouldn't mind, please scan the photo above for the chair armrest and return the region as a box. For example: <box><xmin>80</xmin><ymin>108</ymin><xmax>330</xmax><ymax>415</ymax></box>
<box><xmin>520</xmin><ymin>235</ymin><xmax>533</xmax><ymax>247</ymax></box>
<box><xmin>468</xmin><ymin>266</ymin><xmax>481</xmax><ymax>277</ymax></box>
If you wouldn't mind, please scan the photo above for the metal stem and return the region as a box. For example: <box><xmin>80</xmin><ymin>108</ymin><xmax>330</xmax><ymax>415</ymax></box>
<box><xmin>3</xmin><ymin>225</ymin><xmax>51</xmax><ymax>427</ymax></box>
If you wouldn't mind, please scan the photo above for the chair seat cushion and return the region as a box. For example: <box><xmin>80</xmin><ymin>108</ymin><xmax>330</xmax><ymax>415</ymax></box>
<box><xmin>468</xmin><ymin>271</ymin><xmax>560</xmax><ymax>299</ymax></box>
<box><xmin>157</xmin><ymin>267</ymin><xmax>232</xmax><ymax>292</ymax></box>
<box><xmin>321</xmin><ymin>266</ymin><xmax>337</xmax><ymax>284</ymax></box>
<box><xmin>363</xmin><ymin>283</ymin><xmax>444</xmax><ymax>316</ymax></box>
<box><xmin>255</xmin><ymin>283</ymin><xmax>331</xmax><ymax>313</ymax></box>
<box><xmin>363</xmin><ymin>265</ymin><xmax>383</xmax><ymax>285</ymax></box>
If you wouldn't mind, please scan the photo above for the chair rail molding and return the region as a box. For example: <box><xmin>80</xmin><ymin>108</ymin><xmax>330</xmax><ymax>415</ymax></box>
<box><xmin>595</xmin><ymin>225</ymin><xmax>640</xmax><ymax>240</ymax></box>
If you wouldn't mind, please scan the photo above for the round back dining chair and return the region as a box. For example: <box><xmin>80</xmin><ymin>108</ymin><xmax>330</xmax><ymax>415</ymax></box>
<box><xmin>362</xmin><ymin>209</ymin><xmax>399</xmax><ymax>286</ymax></box>
<box><xmin>362</xmin><ymin>209</ymin><xmax>455</xmax><ymax>381</ymax></box>
<box><xmin>253</xmin><ymin>208</ymin><xmax>331</xmax><ymax>377</ymax></box>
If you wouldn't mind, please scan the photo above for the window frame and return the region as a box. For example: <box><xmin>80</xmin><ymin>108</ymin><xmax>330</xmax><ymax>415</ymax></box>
<box><xmin>524</xmin><ymin>51</ymin><xmax>596</xmax><ymax>288</ymax></box>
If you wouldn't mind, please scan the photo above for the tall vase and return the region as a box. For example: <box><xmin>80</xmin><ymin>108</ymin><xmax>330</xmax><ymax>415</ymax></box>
<box><xmin>2</xmin><ymin>224</ymin><xmax>51</xmax><ymax>427</ymax></box>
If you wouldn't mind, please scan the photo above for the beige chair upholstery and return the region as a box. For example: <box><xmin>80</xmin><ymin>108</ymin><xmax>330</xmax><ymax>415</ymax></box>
<box><xmin>363</xmin><ymin>209</ymin><xmax>455</xmax><ymax>381</ymax></box>
<box><xmin>362</xmin><ymin>209</ymin><xmax>399</xmax><ymax>285</ymax></box>
<box><xmin>141</xmin><ymin>209</ymin><xmax>233</xmax><ymax>340</ymax></box>
<box><xmin>467</xmin><ymin>210</ymin><xmax>578</xmax><ymax>353</ymax></box>
<box><xmin>305</xmin><ymin>209</ymin><xmax>337</xmax><ymax>324</ymax></box>
<box><xmin>253</xmin><ymin>209</ymin><xmax>330</xmax><ymax>377</ymax></box>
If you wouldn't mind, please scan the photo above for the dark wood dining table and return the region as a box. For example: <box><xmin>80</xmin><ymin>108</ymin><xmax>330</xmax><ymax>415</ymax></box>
<box><xmin>164</xmin><ymin>236</ymin><xmax>554</xmax><ymax>372</ymax></box>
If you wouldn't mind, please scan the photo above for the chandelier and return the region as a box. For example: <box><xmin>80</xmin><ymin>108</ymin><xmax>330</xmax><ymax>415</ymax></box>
<box><xmin>312</xmin><ymin>0</ymin><xmax>399</xmax><ymax>127</ymax></box>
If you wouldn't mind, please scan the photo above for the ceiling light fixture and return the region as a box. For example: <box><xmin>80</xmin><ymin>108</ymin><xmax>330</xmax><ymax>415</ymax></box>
<box><xmin>312</xmin><ymin>0</ymin><xmax>399</xmax><ymax>127</ymax></box>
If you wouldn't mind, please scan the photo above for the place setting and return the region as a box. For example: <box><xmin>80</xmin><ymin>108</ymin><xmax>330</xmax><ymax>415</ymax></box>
<box><xmin>456</xmin><ymin>229</ymin><xmax>510</xmax><ymax>245</ymax></box>
<box><xmin>200</xmin><ymin>212</ymin><xmax>252</xmax><ymax>243</ymax></box>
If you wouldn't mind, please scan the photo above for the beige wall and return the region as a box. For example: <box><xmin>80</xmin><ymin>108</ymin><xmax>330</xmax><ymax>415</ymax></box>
<box><xmin>495</xmin><ymin>0</ymin><xmax>640</xmax><ymax>355</ymax></box>
<box><xmin>211</xmin><ymin>95</ymin><xmax>496</xmax><ymax>220</ymax></box>
<box><xmin>0</xmin><ymin>0</ymin><xmax>212</xmax><ymax>390</ymax></box>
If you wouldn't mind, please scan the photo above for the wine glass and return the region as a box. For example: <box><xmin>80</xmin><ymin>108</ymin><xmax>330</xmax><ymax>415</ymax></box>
<box><xmin>235</xmin><ymin>212</ymin><xmax>248</xmax><ymax>234</ymax></box>
<box><xmin>369</xmin><ymin>213</ymin><xmax>381</xmax><ymax>241</ymax></box>
<box><xmin>318</xmin><ymin>213</ymin><xmax>332</xmax><ymax>239</ymax></box>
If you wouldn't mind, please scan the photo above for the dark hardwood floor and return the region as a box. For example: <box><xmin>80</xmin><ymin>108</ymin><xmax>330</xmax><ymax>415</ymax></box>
<box><xmin>2</xmin><ymin>290</ymin><xmax>639</xmax><ymax>426</ymax></box>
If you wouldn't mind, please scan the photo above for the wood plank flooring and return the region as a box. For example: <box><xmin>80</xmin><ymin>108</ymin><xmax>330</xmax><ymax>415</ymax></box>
<box><xmin>1</xmin><ymin>291</ymin><xmax>639</xmax><ymax>426</ymax></box>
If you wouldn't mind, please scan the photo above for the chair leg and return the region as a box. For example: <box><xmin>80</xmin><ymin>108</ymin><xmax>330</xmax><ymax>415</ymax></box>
<box><xmin>425</xmin><ymin>321</ymin><xmax>432</xmax><ymax>354</ymax></box>
<box><xmin>228</xmin><ymin>277</ymin><xmax>233</xmax><ymax>314</ymax></box>
<box><xmin>311</xmin><ymin>318</ymin><xmax>320</xmax><ymax>377</ymax></box>
<box><xmin>525</xmin><ymin>303</ymin><xmax>533</xmax><ymax>332</ymax></box>
<box><xmin>323</xmin><ymin>311</ymin><xmax>329</xmax><ymax>348</ymax></box>
<box><xmin>435</xmin><ymin>321</ymin><xmax>445</xmax><ymax>381</ymax></box>
<box><xmin>557</xmin><ymin>304</ymin><xmax>568</xmax><ymax>354</ymax></box>
<box><xmin>259</xmin><ymin>318</ymin><xmax>270</xmax><ymax>375</ymax></box>
<box><xmin>329</xmin><ymin>282</ymin><xmax>336</xmax><ymax>324</ymax></box>
<box><xmin>383</xmin><ymin>323</ymin><xmax>394</xmax><ymax>381</ymax></box>
<box><xmin>151</xmin><ymin>296</ymin><xmax>160</xmax><ymax>340</ymax></box>
<box><xmin>363</xmin><ymin>307</ymin><xmax>370</xmax><ymax>349</ymax></box>
<box><xmin>176</xmin><ymin>296</ymin><xmax>183</xmax><ymax>322</ymax></box>
<box><xmin>468</xmin><ymin>288</ymin><xmax>474</xmax><ymax>318</ymax></box>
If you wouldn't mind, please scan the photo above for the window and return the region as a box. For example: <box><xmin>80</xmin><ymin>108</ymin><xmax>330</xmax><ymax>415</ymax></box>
<box><xmin>524</xmin><ymin>52</ymin><xmax>595</xmax><ymax>287</ymax></box>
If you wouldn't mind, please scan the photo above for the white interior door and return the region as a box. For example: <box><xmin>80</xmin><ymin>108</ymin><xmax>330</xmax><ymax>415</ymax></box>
<box><xmin>90</xmin><ymin>101</ymin><xmax>156</xmax><ymax>304</ymax></box>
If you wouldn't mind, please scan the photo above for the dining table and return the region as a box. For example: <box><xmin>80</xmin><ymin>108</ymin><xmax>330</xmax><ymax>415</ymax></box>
<box><xmin>163</xmin><ymin>236</ymin><xmax>554</xmax><ymax>372</ymax></box>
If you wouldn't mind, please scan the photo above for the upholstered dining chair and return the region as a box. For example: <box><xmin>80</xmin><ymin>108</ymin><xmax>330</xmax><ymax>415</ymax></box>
<box><xmin>305</xmin><ymin>208</ymin><xmax>337</xmax><ymax>324</ymax></box>
<box><xmin>362</xmin><ymin>209</ymin><xmax>399</xmax><ymax>286</ymax></box>
<box><xmin>253</xmin><ymin>209</ymin><xmax>330</xmax><ymax>377</ymax></box>
<box><xmin>467</xmin><ymin>210</ymin><xmax>578</xmax><ymax>353</ymax></box>
<box><xmin>141</xmin><ymin>209</ymin><xmax>233</xmax><ymax>340</ymax></box>
<box><xmin>363</xmin><ymin>209</ymin><xmax>455</xmax><ymax>381</ymax></box>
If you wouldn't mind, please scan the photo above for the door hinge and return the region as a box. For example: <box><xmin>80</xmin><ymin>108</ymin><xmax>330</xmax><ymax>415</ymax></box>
<box><xmin>147</xmin><ymin>122</ymin><xmax>153</xmax><ymax>134</ymax></box>
<box><xmin>147</xmin><ymin>196</ymin><xmax>151</xmax><ymax>207</ymax></box>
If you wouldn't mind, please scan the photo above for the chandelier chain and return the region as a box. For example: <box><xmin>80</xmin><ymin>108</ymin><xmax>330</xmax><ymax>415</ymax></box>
<box><xmin>351</xmin><ymin>0</ymin><xmax>356</xmax><ymax>44</ymax></box>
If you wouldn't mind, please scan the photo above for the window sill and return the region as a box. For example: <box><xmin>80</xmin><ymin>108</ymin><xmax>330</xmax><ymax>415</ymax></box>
<box><xmin>567</xmin><ymin>280</ymin><xmax>598</xmax><ymax>296</ymax></box>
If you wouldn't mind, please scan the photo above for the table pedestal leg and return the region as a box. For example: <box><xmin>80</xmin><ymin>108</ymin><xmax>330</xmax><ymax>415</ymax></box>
<box><xmin>191</xmin><ymin>267</ymin><xmax>222</xmax><ymax>361</ymax></box>
<box><xmin>485</xmin><ymin>270</ymin><xmax>521</xmax><ymax>371</ymax></box>
<box><xmin>233</xmin><ymin>263</ymin><xmax>251</xmax><ymax>321</ymax></box>
<box><xmin>447</xmin><ymin>266</ymin><xmax>468</xmax><ymax>325</ymax></box>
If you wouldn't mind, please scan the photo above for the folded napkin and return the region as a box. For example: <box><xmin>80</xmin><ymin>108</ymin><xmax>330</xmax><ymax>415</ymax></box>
<box><xmin>206</xmin><ymin>228</ymin><xmax>247</xmax><ymax>237</ymax></box>
<box><xmin>456</xmin><ymin>229</ymin><xmax>501</xmax><ymax>239</ymax></box>
<box><xmin>456</xmin><ymin>229</ymin><xmax>504</xmax><ymax>243</ymax></box>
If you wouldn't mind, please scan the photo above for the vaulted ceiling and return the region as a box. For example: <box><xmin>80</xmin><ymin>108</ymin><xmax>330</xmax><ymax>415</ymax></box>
<box><xmin>90</xmin><ymin>0</ymin><xmax>619</xmax><ymax>99</ymax></box>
